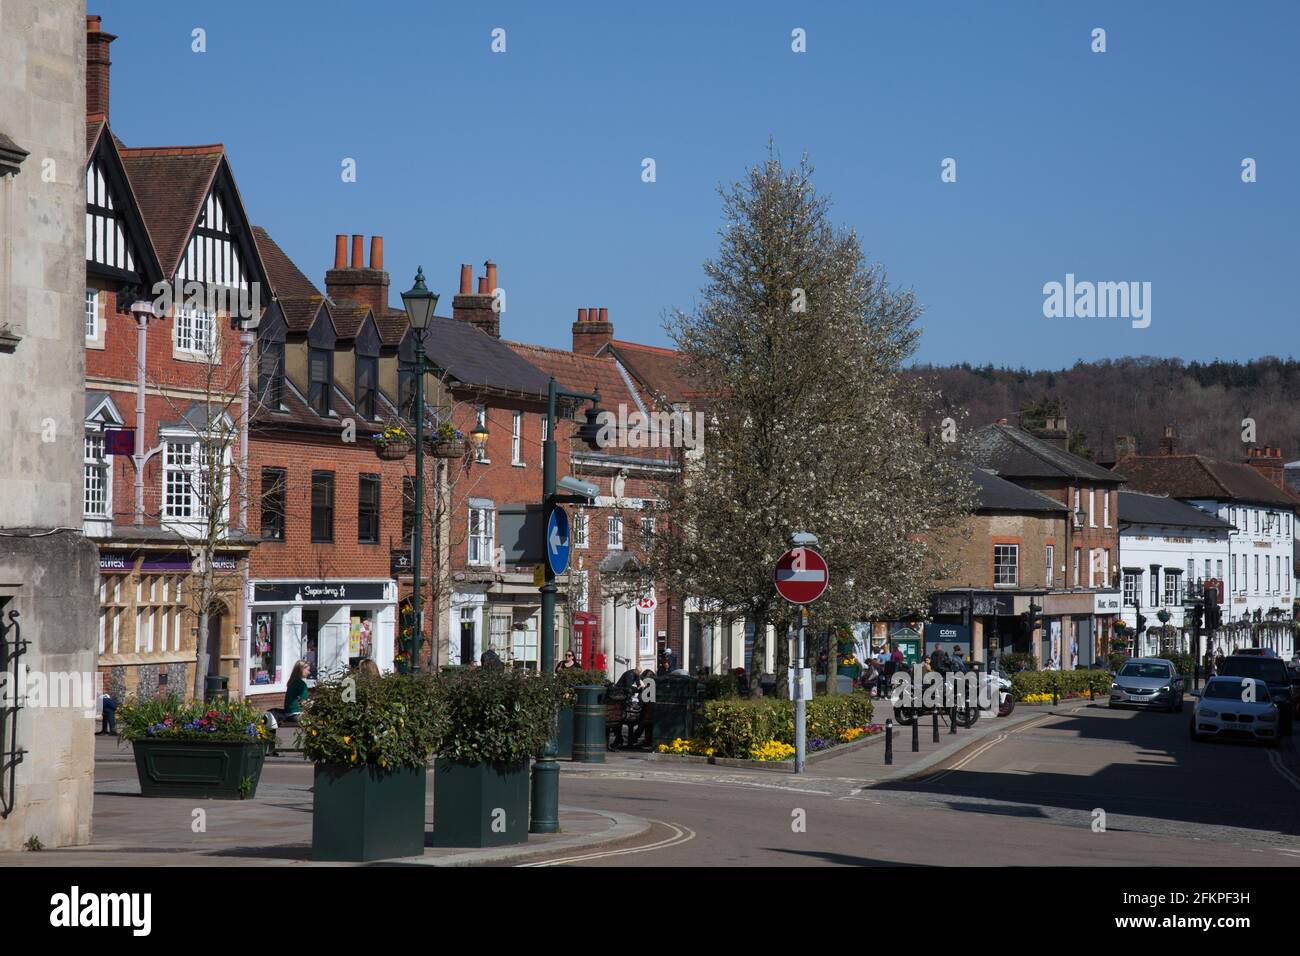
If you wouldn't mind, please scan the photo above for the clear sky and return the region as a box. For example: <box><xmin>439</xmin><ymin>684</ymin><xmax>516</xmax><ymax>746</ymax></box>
<box><xmin>95</xmin><ymin>0</ymin><xmax>1298</xmax><ymax>368</ymax></box>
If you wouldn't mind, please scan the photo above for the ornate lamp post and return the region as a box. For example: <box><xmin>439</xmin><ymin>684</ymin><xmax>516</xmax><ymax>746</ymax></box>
<box><xmin>400</xmin><ymin>268</ymin><xmax>438</xmax><ymax>673</ymax></box>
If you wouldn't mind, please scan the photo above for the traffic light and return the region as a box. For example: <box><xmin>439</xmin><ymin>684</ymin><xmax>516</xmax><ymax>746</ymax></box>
<box><xmin>1188</xmin><ymin>604</ymin><xmax>1203</xmax><ymax>630</ymax></box>
<box><xmin>1021</xmin><ymin>602</ymin><xmax>1040</xmax><ymax>638</ymax></box>
<box><xmin>1135</xmin><ymin>612</ymin><xmax>1147</xmax><ymax>635</ymax></box>
<box><xmin>1203</xmin><ymin>581</ymin><xmax>1221</xmax><ymax>631</ymax></box>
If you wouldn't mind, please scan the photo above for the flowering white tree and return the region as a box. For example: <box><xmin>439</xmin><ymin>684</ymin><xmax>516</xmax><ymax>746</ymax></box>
<box><xmin>649</xmin><ymin>151</ymin><xmax>975</xmax><ymax>694</ymax></box>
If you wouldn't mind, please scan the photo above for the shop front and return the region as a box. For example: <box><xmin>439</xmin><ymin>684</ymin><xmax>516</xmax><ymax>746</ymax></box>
<box><xmin>245</xmin><ymin>578</ymin><xmax>396</xmax><ymax>703</ymax></box>
<box><xmin>97</xmin><ymin>546</ymin><xmax>249</xmax><ymax>701</ymax></box>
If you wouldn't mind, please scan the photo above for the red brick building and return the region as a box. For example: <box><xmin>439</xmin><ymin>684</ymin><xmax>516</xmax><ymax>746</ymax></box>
<box><xmin>82</xmin><ymin>15</ymin><xmax>267</xmax><ymax>701</ymax></box>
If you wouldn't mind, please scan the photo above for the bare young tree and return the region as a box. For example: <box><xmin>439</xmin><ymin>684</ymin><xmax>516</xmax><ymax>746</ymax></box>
<box><xmin>649</xmin><ymin>149</ymin><xmax>975</xmax><ymax>696</ymax></box>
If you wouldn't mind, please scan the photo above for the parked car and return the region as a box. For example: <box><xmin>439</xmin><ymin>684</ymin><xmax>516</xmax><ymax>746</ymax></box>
<box><xmin>1190</xmin><ymin>676</ymin><xmax>1281</xmax><ymax>747</ymax></box>
<box><xmin>1216</xmin><ymin>655</ymin><xmax>1297</xmax><ymax>735</ymax></box>
<box><xmin>1231</xmin><ymin>647</ymin><xmax>1279</xmax><ymax>658</ymax></box>
<box><xmin>1108</xmin><ymin>658</ymin><xmax>1184</xmax><ymax>712</ymax></box>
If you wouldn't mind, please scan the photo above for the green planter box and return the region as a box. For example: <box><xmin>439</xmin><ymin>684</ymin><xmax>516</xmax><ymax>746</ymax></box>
<box><xmin>430</xmin><ymin>757</ymin><xmax>529</xmax><ymax>847</ymax></box>
<box><xmin>556</xmin><ymin>706</ymin><xmax>574</xmax><ymax>759</ymax></box>
<box><xmin>131</xmin><ymin>738</ymin><xmax>265</xmax><ymax>799</ymax></box>
<box><xmin>311</xmin><ymin>763</ymin><xmax>428</xmax><ymax>862</ymax></box>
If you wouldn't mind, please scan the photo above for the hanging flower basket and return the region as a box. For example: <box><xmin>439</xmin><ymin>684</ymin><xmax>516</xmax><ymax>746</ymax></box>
<box><xmin>432</xmin><ymin>439</ymin><xmax>466</xmax><ymax>459</ymax></box>
<box><xmin>374</xmin><ymin>423</ymin><xmax>413</xmax><ymax>460</ymax></box>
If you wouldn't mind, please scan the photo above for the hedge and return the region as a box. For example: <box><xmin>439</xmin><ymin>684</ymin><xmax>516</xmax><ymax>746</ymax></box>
<box><xmin>1010</xmin><ymin>669</ymin><xmax>1112</xmax><ymax>701</ymax></box>
<box><xmin>697</xmin><ymin>693</ymin><xmax>875</xmax><ymax>758</ymax></box>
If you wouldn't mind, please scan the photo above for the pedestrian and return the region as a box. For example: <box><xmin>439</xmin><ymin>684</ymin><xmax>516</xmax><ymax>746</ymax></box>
<box><xmin>613</xmin><ymin>669</ymin><xmax>644</xmax><ymax>749</ymax></box>
<box><xmin>283</xmin><ymin>660</ymin><xmax>310</xmax><ymax>723</ymax></box>
<box><xmin>355</xmin><ymin>657</ymin><xmax>380</xmax><ymax>679</ymax></box>
<box><xmin>930</xmin><ymin>646</ymin><xmax>945</xmax><ymax>673</ymax></box>
<box><xmin>890</xmin><ymin>645</ymin><xmax>904</xmax><ymax>667</ymax></box>
<box><xmin>733</xmin><ymin>666</ymin><xmax>750</xmax><ymax>698</ymax></box>
<box><xmin>480</xmin><ymin>647</ymin><xmax>504</xmax><ymax>670</ymax></box>
<box><xmin>98</xmin><ymin>693</ymin><xmax>118</xmax><ymax>736</ymax></box>
<box><xmin>556</xmin><ymin>649</ymin><xmax>579</xmax><ymax>673</ymax></box>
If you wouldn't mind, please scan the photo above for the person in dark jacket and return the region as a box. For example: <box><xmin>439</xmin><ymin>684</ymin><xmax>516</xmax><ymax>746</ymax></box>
<box><xmin>613</xmin><ymin>669</ymin><xmax>644</xmax><ymax>749</ymax></box>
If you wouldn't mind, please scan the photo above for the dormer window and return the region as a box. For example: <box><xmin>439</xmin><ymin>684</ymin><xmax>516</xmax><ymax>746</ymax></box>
<box><xmin>356</xmin><ymin>355</ymin><xmax>378</xmax><ymax>419</ymax></box>
<box><xmin>309</xmin><ymin>347</ymin><xmax>333</xmax><ymax>416</ymax></box>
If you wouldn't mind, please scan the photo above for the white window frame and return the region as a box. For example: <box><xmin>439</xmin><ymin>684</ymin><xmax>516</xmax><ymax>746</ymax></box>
<box><xmin>468</xmin><ymin>506</ymin><xmax>495</xmax><ymax>566</ymax></box>
<box><xmin>1088</xmin><ymin>489</ymin><xmax>1096</xmax><ymax>527</ymax></box>
<box><xmin>1122</xmin><ymin>570</ymin><xmax>1138</xmax><ymax>606</ymax></box>
<box><xmin>607</xmin><ymin>514</ymin><xmax>623</xmax><ymax>551</ymax></box>
<box><xmin>638</xmin><ymin>608</ymin><xmax>652</xmax><ymax>657</ymax></box>
<box><xmin>83</xmin><ymin>431</ymin><xmax>110</xmax><ymax>518</ymax></box>
<box><xmin>511</xmin><ymin>411</ymin><xmax>524</xmax><ymax>465</ymax></box>
<box><xmin>174</xmin><ymin>305</ymin><xmax>219</xmax><ymax>360</ymax></box>
<box><xmin>160</xmin><ymin>434</ymin><xmax>229</xmax><ymax>534</ymax></box>
<box><xmin>1045</xmin><ymin>544</ymin><xmax>1054</xmax><ymax>588</ymax></box>
<box><xmin>1164</xmin><ymin>570</ymin><xmax>1180</xmax><ymax>607</ymax></box>
<box><xmin>1102</xmin><ymin>491</ymin><xmax>1110</xmax><ymax>528</ymax></box>
<box><xmin>1103</xmin><ymin>548</ymin><xmax>1112</xmax><ymax>587</ymax></box>
<box><xmin>85</xmin><ymin>287</ymin><xmax>106</xmax><ymax>348</ymax></box>
<box><xmin>993</xmin><ymin>544</ymin><xmax>1018</xmax><ymax>587</ymax></box>
<box><xmin>1073</xmin><ymin>548</ymin><xmax>1080</xmax><ymax>588</ymax></box>
<box><xmin>573</xmin><ymin>512</ymin><xmax>588</xmax><ymax>549</ymax></box>
<box><xmin>641</xmin><ymin>513</ymin><xmax>655</xmax><ymax>540</ymax></box>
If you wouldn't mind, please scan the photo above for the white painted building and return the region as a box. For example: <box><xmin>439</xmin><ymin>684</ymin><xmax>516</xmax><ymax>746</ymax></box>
<box><xmin>1118</xmin><ymin>491</ymin><xmax>1231</xmax><ymax>657</ymax></box>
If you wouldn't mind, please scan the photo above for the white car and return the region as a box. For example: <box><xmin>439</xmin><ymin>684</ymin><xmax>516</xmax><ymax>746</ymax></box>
<box><xmin>1190</xmin><ymin>676</ymin><xmax>1281</xmax><ymax>747</ymax></box>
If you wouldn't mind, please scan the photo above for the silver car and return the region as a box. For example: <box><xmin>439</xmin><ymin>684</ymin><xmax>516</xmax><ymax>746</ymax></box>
<box><xmin>1190</xmin><ymin>676</ymin><xmax>1281</xmax><ymax>746</ymax></box>
<box><xmin>1109</xmin><ymin>658</ymin><xmax>1184</xmax><ymax>712</ymax></box>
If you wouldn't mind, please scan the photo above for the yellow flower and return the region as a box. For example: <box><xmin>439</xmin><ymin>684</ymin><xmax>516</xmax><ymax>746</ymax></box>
<box><xmin>342</xmin><ymin>735</ymin><xmax>351</xmax><ymax>744</ymax></box>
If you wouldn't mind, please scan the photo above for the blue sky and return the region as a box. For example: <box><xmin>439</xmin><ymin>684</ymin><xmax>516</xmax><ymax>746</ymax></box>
<box><xmin>97</xmin><ymin>0</ymin><xmax>1298</xmax><ymax>367</ymax></box>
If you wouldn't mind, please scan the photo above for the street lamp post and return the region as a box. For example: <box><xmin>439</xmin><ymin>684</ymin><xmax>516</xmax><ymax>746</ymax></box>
<box><xmin>401</xmin><ymin>268</ymin><xmax>438</xmax><ymax>674</ymax></box>
<box><xmin>531</xmin><ymin>375</ymin><xmax>602</xmax><ymax>833</ymax></box>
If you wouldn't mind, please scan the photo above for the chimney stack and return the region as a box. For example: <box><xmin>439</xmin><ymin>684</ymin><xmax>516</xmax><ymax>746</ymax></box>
<box><xmin>1032</xmin><ymin>416</ymin><xmax>1069</xmax><ymax>451</ymax></box>
<box><xmin>1114</xmin><ymin>434</ymin><xmax>1137</xmax><ymax>463</ymax></box>
<box><xmin>573</xmin><ymin>305</ymin><xmax>614</xmax><ymax>356</ymax></box>
<box><xmin>1158</xmin><ymin>424</ymin><xmax>1178</xmax><ymax>457</ymax></box>
<box><xmin>86</xmin><ymin>16</ymin><xmax>117</xmax><ymax>123</ymax></box>
<box><xmin>459</xmin><ymin>264</ymin><xmax>472</xmax><ymax>295</ymax></box>
<box><xmin>453</xmin><ymin>261</ymin><xmax>500</xmax><ymax>337</ymax></box>
<box><xmin>325</xmin><ymin>233</ymin><xmax>391</xmax><ymax>315</ymax></box>
<box><xmin>1245</xmin><ymin>444</ymin><xmax>1286</xmax><ymax>490</ymax></box>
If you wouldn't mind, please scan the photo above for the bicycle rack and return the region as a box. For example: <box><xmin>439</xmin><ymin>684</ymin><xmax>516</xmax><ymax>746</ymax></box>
<box><xmin>0</xmin><ymin>607</ymin><xmax>27</xmax><ymax>818</ymax></box>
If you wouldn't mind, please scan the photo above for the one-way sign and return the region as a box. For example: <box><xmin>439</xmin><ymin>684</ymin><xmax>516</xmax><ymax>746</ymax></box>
<box><xmin>546</xmin><ymin>506</ymin><xmax>571</xmax><ymax>575</ymax></box>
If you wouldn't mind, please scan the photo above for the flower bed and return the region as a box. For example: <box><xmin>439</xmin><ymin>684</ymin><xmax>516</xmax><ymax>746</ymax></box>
<box><xmin>657</xmin><ymin>720</ymin><xmax>883</xmax><ymax>762</ymax></box>
<box><xmin>1010</xmin><ymin>669</ymin><xmax>1111</xmax><ymax>701</ymax></box>
<box><xmin>120</xmin><ymin>694</ymin><xmax>268</xmax><ymax>743</ymax></box>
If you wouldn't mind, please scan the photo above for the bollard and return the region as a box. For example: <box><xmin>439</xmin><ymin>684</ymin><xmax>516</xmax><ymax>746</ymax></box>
<box><xmin>1052</xmin><ymin>682</ymin><xmax>1059</xmax><ymax>706</ymax></box>
<box><xmin>911</xmin><ymin>714</ymin><xmax>919</xmax><ymax>753</ymax></box>
<box><xmin>885</xmin><ymin>719</ymin><xmax>893</xmax><ymax>765</ymax></box>
<box><xmin>932</xmin><ymin>708</ymin><xmax>939</xmax><ymax>743</ymax></box>
<box><xmin>950</xmin><ymin>704</ymin><xmax>957</xmax><ymax>734</ymax></box>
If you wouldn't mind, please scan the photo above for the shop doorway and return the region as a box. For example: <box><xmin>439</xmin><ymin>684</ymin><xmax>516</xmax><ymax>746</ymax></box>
<box><xmin>459</xmin><ymin>609</ymin><xmax>475</xmax><ymax>666</ymax></box>
<box><xmin>302</xmin><ymin>609</ymin><xmax>320</xmax><ymax>678</ymax></box>
<box><xmin>206</xmin><ymin>608</ymin><xmax>224</xmax><ymax>677</ymax></box>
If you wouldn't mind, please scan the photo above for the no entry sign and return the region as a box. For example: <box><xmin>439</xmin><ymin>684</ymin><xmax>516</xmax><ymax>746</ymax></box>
<box><xmin>774</xmin><ymin>547</ymin><xmax>829</xmax><ymax>605</ymax></box>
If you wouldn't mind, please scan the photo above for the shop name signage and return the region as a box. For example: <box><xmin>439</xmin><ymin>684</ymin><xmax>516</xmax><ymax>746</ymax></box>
<box><xmin>1093</xmin><ymin>591</ymin><xmax>1122</xmax><ymax>614</ymax></box>
<box><xmin>254</xmin><ymin>581</ymin><xmax>388</xmax><ymax>604</ymax></box>
<box><xmin>99</xmin><ymin>552</ymin><xmax>239</xmax><ymax>573</ymax></box>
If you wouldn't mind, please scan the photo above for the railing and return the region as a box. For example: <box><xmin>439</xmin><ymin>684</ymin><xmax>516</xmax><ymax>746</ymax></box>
<box><xmin>0</xmin><ymin>608</ymin><xmax>28</xmax><ymax>818</ymax></box>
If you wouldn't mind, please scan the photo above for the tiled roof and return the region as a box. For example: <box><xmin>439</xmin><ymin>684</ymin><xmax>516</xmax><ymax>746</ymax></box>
<box><xmin>376</xmin><ymin>309</ymin><xmax>410</xmax><ymax>348</ymax></box>
<box><xmin>119</xmin><ymin>145</ymin><xmax>224</xmax><ymax>278</ymax></box>
<box><xmin>1119</xmin><ymin>454</ymin><xmax>1300</xmax><ymax>509</ymax></box>
<box><xmin>507</xmin><ymin>341</ymin><xmax>674</xmax><ymax>462</ymax></box>
<box><xmin>251</xmin><ymin>374</ymin><xmax>384</xmax><ymax>436</ymax></box>
<box><xmin>970</xmin><ymin>467</ymin><xmax>1067</xmax><ymax>514</ymax></box>
<box><xmin>330</xmin><ymin>304</ymin><xmax>370</xmax><ymax>340</ymax></box>
<box><xmin>251</xmin><ymin>226</ymin><xmax>321</xmax><ymax>299</ymax></box>
<box><xmin>602</xmin><ymin>339</ymin><xmax>695</xmax><ymax>405</ymax></box>
<box><xmin>422</xmin><ymin>318</ymin><xmax>551</xmax><ymax>398</ymax></box>
<box><xmin>1118</xmin><ymin>490</ymin><xmax>1233</xmax><ymax>530</ymax></box>
<box><xmin>279</xmin><ymin>296</ymin><xmax>329</xmax><ymax>333</ymax></box>
<box><xmin>971</xmin><ymin>423</ymin><xmax>1123</xmax><ymax>484</ymax></box>
<box><xmin>86</xmin><ymin>120</ymin><xmax>104</xmax><ymax>161</ymax></box>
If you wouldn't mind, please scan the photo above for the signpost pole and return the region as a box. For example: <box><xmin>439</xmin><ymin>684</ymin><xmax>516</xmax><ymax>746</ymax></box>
<box><xmin>795</xmin><ymin>612</ymin><xmax>807</xmax><ymax>773</ymax></box>
<box><xmin>532</xmin><ymin>378</ymin><xmax>561</xmax><ymax>833</ymax></box>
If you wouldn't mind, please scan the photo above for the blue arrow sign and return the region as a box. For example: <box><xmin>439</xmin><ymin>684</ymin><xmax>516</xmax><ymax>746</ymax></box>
<box><xmin>546</xmin><ymin>506</ymin><xmax>570</xmax><ymax>576</ymax></box>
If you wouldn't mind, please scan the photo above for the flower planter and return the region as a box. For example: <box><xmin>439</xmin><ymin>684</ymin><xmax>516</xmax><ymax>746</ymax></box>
<box><xmin>432</xmin><ymin>439</ymin><xmax>466</xmax><ymax>459</ymax></box>
<box><xmin>376</xmin><ymin>442</ymin><xmax>411</xmax><ymax>461</ymax></box>
<box><xmin>131</xmin><ymin>738</ymin><xmax>265</xmax><ymax>799</ymax></box>
<box><xmin>430</xmin><ymin>757</ymin><xmax>529</xmax><ymax>848</ymax></box>
<box><xmin>311</xmin><ymin>763</ymin><xmax>428</xmax><ymax>862</ymax></box>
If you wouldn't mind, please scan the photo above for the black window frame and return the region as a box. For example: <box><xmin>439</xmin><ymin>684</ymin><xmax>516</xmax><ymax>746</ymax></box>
<box><xmin>356</xmin><ymin>355</ymin><xmax>379</xmax><ymax>420</ymax></box>
<box><xmin>309</xmin><ymin>347</ymin><xmax>333</xmax><ymax>416</ymax></box>
<box><xmin>260</xmin><ymin>467</ymin><xmax>286</xmax><ymax>541</ymax></box>
<box><xmin>311</xmin><ymin>470</ymin><xmax>335</xmax><ymax>543</ymax></box>
<box><xmin>358</xmin><ymin>473</ymin><xmax>381</xmax><ymax>544</ymax></box>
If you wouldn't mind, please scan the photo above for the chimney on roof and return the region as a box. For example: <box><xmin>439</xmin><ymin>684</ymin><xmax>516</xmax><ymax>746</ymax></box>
<box><xmin>325</xmin><ymin>233</ymin><xmax>391</xmax><ymax>315</ymax></box>
<box><xmin>1032</xmin><ymin>416</ymin><xmax>1069</xmax><ymax>451</ymax></box>
<box><xmin>573</xmin><ymin>304</ymin><xmax>614</xmax><ymax>356</ymax></box>
<box><xmin>452</xmin><ymin>261</ymin><xmax>500</xmax><ymax>337</ymax></box>
<box><xmin>86</xmin><ymin>16</ymin><xmax>117</xmax><ymax>123</ymax></box>
<box><xmin>1245</xmin><ymin>444</ymin><xmax>1286</xmax><ymax>490</ymax></box>
<box><xmin>1158</xmin><ymin>424</ymin><xmax>1178</xmax><ymax>457</ymax></box>
<box><xmin>1115</xmin><ymin>434</ymin><xmax>1137</xmax><ymax>463</ymax></box>
<box><xmin>459</xmin><ymin>264</ymin><xmax>472</xmax><ymax>295</ymax></box>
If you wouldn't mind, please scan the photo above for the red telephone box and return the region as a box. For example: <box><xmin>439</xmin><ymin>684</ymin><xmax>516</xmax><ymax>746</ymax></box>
<box><xmin>573</xmin><ymin>612</ymin><xmax>600</xmax><ymax>670</ymax></box>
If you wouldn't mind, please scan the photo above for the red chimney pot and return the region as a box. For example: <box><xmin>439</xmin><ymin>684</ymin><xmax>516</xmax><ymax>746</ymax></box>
<box><xmin>333</xmin><ymin>235</ymin><xmax>347</xmax><ymax>269</ymax></box>
<box><xmin>350</xmin><ymin>235</ymin><xmax>363</xmax><ymax>269</ymax></box>
<box><xmin>459</xmin><ymin>264</ymin><xmax>472</xmax><ymax>295</ymax></box>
